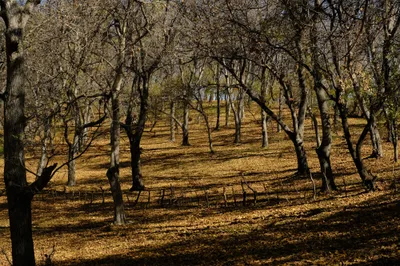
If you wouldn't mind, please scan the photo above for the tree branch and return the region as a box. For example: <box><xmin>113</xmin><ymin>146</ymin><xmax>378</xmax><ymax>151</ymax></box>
<box><xmin>26</xmin><ymin>163</ymin><xmax>57</xmax><ymax>198</ymax></box>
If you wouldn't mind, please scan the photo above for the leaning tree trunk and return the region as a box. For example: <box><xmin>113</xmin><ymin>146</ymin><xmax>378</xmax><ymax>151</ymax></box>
<box><xmin>338</xmin><ymin>103</ymin><xmax>376</xmax><ymax>190</ymax></box>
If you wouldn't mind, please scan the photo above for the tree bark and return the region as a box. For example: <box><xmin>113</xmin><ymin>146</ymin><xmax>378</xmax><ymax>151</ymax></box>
<box><xmin>2</xmin><ymin>2</ymin><xmax>46</xmax><ymax>265</ymax></box>
<box><xmin>182</xmin><ymin>100</ymin><xmax>190</xmax><ymax>146</ymax></box>
<box><xmin>170</xmin><ymin>100</ymin><xmax>176</xmax><ymax>142</ymax></box>
<box><xmin>126</xmin><ymin>74</ymin><xmax>148</xmax><ymax>191</ymax></box>
<box><xmin>224</xmin><ymin>90</ymin><xmax>230</xmax><ymax>127</ymax></box>
<box><xmin>215</xmin><ymin>79</ymin><xmax>221</xmax><ymax>130</ymax></box>
<box><xmin>338</xmin><ymin>102</ymin><xmax>376</xmax><ymax>190</ymax></box>
<box><xmin>260</xmin><ymin>66</ymin><xmax>269</xmax><ymax>148</ymax></box>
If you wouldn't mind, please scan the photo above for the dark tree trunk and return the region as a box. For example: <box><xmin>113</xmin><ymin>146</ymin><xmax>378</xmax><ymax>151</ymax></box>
<box><xmin>182</xmin><ymin>100</ymin><xmax>190</xmax><ymax>146</ymax></box>
<box><xmin>2</xmin><ymin>3</ymin><xmax>54</xmax><ymax>265</ymax></box>
<box><xmin>126</xmin><ymin>75</ymin><xmax>148</xmax><ymax>191</ymax></box>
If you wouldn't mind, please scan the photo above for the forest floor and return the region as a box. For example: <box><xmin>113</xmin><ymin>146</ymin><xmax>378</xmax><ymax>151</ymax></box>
<box><xmin>0</xmin><ymin>105</ymin><xmax>399</xmax><ymax>265</ymax></box>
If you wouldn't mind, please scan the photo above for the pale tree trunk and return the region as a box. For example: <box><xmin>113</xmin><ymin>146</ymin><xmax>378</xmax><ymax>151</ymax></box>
<box><xmin>228</xmin><ymin>88</ymin><xmax>244</xmax><ymax>144</ymax></box>
<box><xmin>311</xmin><ymin>22</ymin><xmax>336</xmax><ymax>191</ymax></box>
<box><xmin>215</xmin><ymin>73</ymin><xmax>221</xmax><ymax>130</ymax></box>
<box><xmin>36</xmin><ymin>117</ymin><xmax>52</xmax><ymax>177</ymax></box>
<box><xmin>2</xmin><ymin>2</ymin><xmax>57</xmax><ymax>265</ymax></box>
<box><xmin>260</xmin><ymin>66</ymin><xmax>269</xmax><ymax>148</ymax></box>
<box><xmin>107</xmin><ymin>68</ymin><xmax>126</xmax><ymax>225</ymax></box>
<box><xmin>78</xmin><ymin>104</ymin><xmax>92</xmax><ymax>152</ymax></box>
<box><xmin>224</xmin><ymin>90</ymin><xmax>230</xmax><ymax>127</ymax></box>
<box><xmin>315</xmin><ymin>86</ymin><xmax>336</xmax><ymax>191</ymax></box>
<box><xmin>67</xmin><ymin>133</ymin><xmax>79</xmax><ymax>186</ymax></box>
<box><xmin>170</xmin><ymin>100</ymin><xmax>176</xmax><ymax>142</ymax></box>
<box><xmin>277</xmin><ymin>88</ymin><xmax>283</xmax><ymax>133</ymax></box>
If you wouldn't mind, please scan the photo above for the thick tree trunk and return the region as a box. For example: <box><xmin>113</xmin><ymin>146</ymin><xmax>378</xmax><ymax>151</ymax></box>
<box><xmin>182</xmin><ymin>101</ymin><xmax>190</xmax><ymax>146</ymax></box>
<box><xmin>2</xmin><ymin>3</ymin><xmax>51</xmax><ymax>265</ymax></box>
<box><xmin>291</xmin><ymin>134</ymin><xmax>309</xmax><ymax>176</ymax></box>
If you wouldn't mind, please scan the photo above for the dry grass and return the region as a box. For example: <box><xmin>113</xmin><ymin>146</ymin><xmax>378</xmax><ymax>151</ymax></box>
<box><xmin>0</xmin><ymin>103</ymin><xmax>399</xmax><ymax>265</ymax></box>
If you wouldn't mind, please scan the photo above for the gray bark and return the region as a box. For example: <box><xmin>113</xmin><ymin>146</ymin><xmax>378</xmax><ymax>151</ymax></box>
<box><xmin>170</xmin><ymin>100</ymin><xmax>176</xmax><ymax>142</ymax></box>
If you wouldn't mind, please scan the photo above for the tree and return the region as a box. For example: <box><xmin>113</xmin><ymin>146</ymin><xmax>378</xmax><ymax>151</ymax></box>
<box><xmin>0</xmin><ymin>1</ymin><xmax>57</xmax><ymax>265</ymax></box>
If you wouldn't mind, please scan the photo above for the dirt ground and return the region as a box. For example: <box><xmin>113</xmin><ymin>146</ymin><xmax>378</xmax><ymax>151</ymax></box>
<box><xmin>0</xmin><ymin>106</ymin><xmax>399</xmax><ymax>265</ymax></box>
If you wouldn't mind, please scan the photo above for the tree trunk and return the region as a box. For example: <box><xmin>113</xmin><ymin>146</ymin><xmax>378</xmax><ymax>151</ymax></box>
<box><xmin>291</xmin><ymin>134</ymin><xmax>309</xmax><ymax>176</ymax></box>
<box><xmin>338</xmin><ymin>103</ymin><xmax>376</xmax><ymax>190</ymax></box>
<box><xmin>215</xmin><ymin>82</ymin><xmax>221</xmax><ymax>130</ymax></box>
<box><xmin>107</xmin><ymin>66</ymin><xmax>126</xmax><ymax>225</ymax></box>
<box><xmin>170</xmin><ymin>100</ymin><xmax>176</xmax><ymax>142</ymax></box>
<box><xmin>224</xmin><ymin>91</ymin><xmax>230</xmax><ymax>127</ymax></box>
<box><xmin>390</xmin><ymin>119</ymin><xmax>398</xmax><ymax>162</ymax></box>
<box><xmin>182</xmin><ymin>100</ymin><xmax>190</xmax><ymax>146</ymax></box>
<box><xmin>67</xmin><ymin>134</ymin><xmax>79</xmax><ymax>186</ymax></box>
<box><xmin>261</xmin><ymin>111</ymin><xmax>269</xmax><ymax>148</ymax></box>
<box><xmin>127</xmin><ymin>74</ymin><xmax>148</xmax><ymax>191</ymax></box>
<box><xmin>36</xmin><ymin>117</ymin><xmax>51</xmax><ymax>177</ymax></box>
<box><xmin>2</xmin><ymin>2</ymin><xmax>49</xmax><ymax>265</ymax></box>
<box><xmin>277</xmin><ymin>88</ymin><xmax>283</xmax><ymax>133</ymax></box>
<box><xmin>260</xmin><ymin>66</ymin><xmax>269</xmax><ymax>148</ymax></box>
<box><xmin>369</xmin><ymin>118</ymin><xmax>383</xmax><ymax>158</ymax></box>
